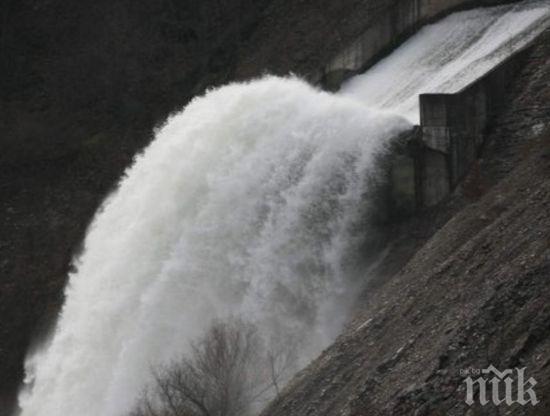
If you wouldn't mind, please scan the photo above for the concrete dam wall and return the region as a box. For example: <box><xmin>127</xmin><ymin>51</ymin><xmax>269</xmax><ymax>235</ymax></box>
<box><xmin>388</xmin><ymin>45</ymin><xmax>532</xmax><ymax>215</ymax></box>
<box><xmin>331</xmin><ymin>1</ymin><xmax>550</xmax><ymax>215</ymax></box>
<box><xmin>320</xmin><ymin>0</ymin><xmax>515</xmax><ymax>89</ymax></box>
<box><xmin>417</xmin><ymin>46</ymin><xmax>532</xmax><ymax>206</ymax></box>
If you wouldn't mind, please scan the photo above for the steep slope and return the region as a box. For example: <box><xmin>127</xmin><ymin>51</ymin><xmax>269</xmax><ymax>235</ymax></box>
<box><xmin>262</xmin><ymin>28</ymin><xmax>550</xmax><ymax>416</ymax></box>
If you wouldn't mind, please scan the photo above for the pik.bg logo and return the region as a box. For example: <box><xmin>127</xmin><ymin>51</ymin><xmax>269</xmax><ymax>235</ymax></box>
<box><xmin>461</xmin><ymin>365</ymin><xmax>539</xmax><ymax>407</ymax></box>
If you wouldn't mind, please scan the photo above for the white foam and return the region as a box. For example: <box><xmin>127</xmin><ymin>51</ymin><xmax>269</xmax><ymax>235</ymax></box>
<box><xmin>18</xmin><ymin>77</ymin><xmax>409</xmax><ymax>416</ymax></box>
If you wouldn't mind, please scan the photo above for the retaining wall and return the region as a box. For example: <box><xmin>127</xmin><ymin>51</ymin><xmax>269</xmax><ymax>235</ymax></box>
<box><xmin>387</xmin><ymin>44</ymin><xmax>532</xmax><ymax>214</ymax></box>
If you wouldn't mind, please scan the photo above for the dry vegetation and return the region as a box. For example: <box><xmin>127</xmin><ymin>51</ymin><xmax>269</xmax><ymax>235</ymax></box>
<box><xmin>130</xmin><ymin>320</ymin><xmax>296</xmax><ymax>416</ymax></box>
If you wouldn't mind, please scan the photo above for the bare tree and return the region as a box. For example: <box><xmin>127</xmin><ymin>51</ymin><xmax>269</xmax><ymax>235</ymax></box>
<box><xmin>130</xmin><ymin>320</ymin><xmax>296</xmax><ymax>416</ymax></box>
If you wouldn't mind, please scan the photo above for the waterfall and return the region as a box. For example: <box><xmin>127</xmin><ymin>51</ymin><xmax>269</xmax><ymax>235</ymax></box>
<box><xmin>18</xmin><ymin>1</ymin><xmax>550</xmax><ymax>415</ymax></box>
<box><xmin>18</xmin><ymin>77</ymin><xmax>410</xmax><ymax>416</ymax></box>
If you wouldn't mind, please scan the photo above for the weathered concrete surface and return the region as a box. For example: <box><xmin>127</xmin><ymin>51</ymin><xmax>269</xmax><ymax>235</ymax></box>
<box><xmin>417</xmin><ymin>44</ymin><xmax>531</xmax><ymax>206</ymax></box>
<box><xmin>420</xmin><ymin>148</ymin><xmax>451</xmax><ymax>207</ymax></box>
<box><xmin>390</xmin><ymin>153</ymin><xmax>418</xmax><ymax>215</ymax></box>
<box><xmin>386</xmin><ymin>38</ymin><xmax>533</xmax><ymax>213</ymax></box>
<box><xmin>321</xmin><ymin>0</ymin><xmax>516</xmax><ymax>89</ymax></box>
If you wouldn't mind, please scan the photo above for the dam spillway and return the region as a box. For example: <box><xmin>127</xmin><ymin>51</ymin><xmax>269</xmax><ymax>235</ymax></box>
<box><xmin>340</xmin><ymin>0</ymin><xmax>550</xmax><ymax>123</ymax></box>
<box><xmin>17</xmin><ymin>1</ymin><xmax>550</xmax><ymax>416</ymax></box>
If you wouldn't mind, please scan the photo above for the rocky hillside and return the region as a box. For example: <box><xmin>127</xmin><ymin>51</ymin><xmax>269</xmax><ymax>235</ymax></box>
<box><xmin>262</xmin><ymin>27</ymin><xmax>550</xmax><ymax>416</ymax></box>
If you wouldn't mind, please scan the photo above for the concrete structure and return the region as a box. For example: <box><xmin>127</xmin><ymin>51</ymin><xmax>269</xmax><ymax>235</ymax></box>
<box><xmin>320</xmin><ymin>0</ymin><xmax>513</xmax><ymax>90</ymax></box>
<box><xmin>387</xmin><ymin>43</ymin><xmax>532</xmax><ymax>214</ymax></box>
<box><xmin>386</xmin><ymin>130</ymin><xmax>422</xmax><ymax>218</ymax></box>
<box><xmin>417</xmin><ymin>45</ymin><xmax>531</xmax><ymax>206</ymax></box>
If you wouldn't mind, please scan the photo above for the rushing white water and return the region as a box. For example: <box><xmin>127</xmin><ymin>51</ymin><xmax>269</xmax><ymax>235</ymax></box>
<box><xmin>341</xmin><ymin>0</ymin><xmax>550</xmax><ymax>123</ymax></box>
<box><xmin>18</xmin><ymin>77</ymin><xmax>410</xmax><ymax>416</ymax></box>
<box><xmin>18</xmin><ymin>2</ymin><xmax>550</xmax><ymax>416</ymax></box>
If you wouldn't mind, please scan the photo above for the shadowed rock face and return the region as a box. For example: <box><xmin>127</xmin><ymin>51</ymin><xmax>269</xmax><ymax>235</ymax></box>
<box><xmin>261</xmin><ymin>28</ymin><xmax>550</xmax><ymax>416</ymax></box>
<box><xmin>0</xmin><ymin>0</ymin><xmax>535</xmax><ymax>413</ymax></box>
